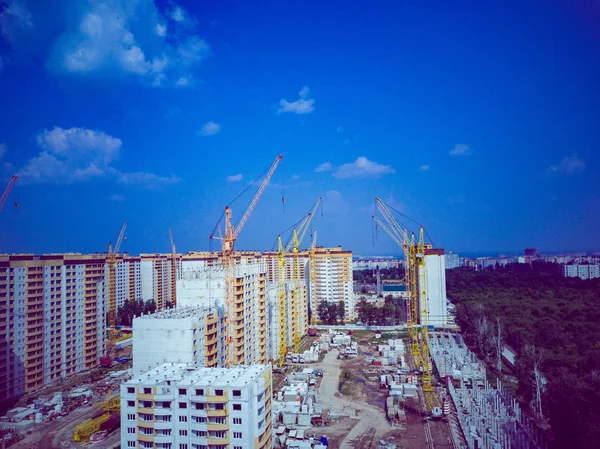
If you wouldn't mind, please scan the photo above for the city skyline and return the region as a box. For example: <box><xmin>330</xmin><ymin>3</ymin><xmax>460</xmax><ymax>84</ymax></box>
<box><xmin>1</xmin><ymin>0</ymin><xmax>599</xmax><ymax>256</ymax></box>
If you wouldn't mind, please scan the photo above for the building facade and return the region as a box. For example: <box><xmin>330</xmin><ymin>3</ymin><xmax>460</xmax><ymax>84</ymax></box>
<box><xmin>132</xmin><ymin>306</ymin><xmax>226</xmax><ymax>375</ymax></box>
<box><xmin>421</xmin><ymin>248</ymin><xmax>448</xmax><ymax>328</ymax></box>
<box><xmin>0</xmin><ymin>254</ymin><xmax>107</xmax><ymax>401</ymax></box>
<box><xmin>309</xmin><ymin>247</ymin><xmax>354</xmax><ymax>321</ymax></box>
<box><xmin>563</xmin><ymin>264</ymin><xmax>600</xmax><ymax>280</ymax></box>
<box><xmin>120</xmin><ymin>363</ymin><xmax>273</xmax><ymax>449</ymax></box>
<box><xmin>176</xmin><ymin>253</ymin><xmax>268</xmax><ymax>366</ymax></box>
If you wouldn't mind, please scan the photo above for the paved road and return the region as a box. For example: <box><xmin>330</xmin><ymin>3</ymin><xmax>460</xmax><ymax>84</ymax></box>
<box><xmin>318</xmin><ymin>350</ymin><xmax>390</xmax><ymax>448</ymax></box>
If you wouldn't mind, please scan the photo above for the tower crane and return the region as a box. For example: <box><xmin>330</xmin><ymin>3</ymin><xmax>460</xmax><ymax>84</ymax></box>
<box><xmin>309</xmin><ymin>230</ymin><xmax>318</xmax><ymax>326</ymax></box>
<box><xmin>0</xmin><ymin>175</ymin><xmax>18</xmax><ymax>213</ymax></box>
<box><xmin>373</xmin><ymin>198</ymin><xmax>441</xmax><ymax>417</ymax></box>
<box><xmin>107</xmin><ymin>222</ymin><xmax>127</xmax><ymax>329</ymax></box>
<box><xmin>211</xmin><ymin>154</ymin><xmax>282</xmax><ymax>367</ymax></box>
<box><xmin>169</xmin><ymin>229</ymin><xmax>177</xmax><ymax>307</ymax></box>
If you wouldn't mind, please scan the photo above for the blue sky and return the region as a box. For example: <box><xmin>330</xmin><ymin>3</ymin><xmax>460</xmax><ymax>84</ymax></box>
<box><xmin>0</xmin><ymin>0</ymin><xmax>598</xmax><ymax>256</ymax></box>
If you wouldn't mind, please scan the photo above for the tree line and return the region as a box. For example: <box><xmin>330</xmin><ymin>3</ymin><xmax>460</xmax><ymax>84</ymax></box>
<box><xmin>447</xmin><ymin>262</ymin><xmax>600</xmax><ymax>449</ymax></box>
<box><xmin>353</xmin><ymin>267</ymin><xmax>405</xmax><ymax>284</ymax></box>
<box><xmin>317</xmin><ymin>300</ymin><xmax>346</xmax><ymax>325</ymax></box>
<box><xmin>356</xmin><ymin>295</ymin><xmax>404</xmax><ymax>325</ymax></box>
<box><xmin>116</xmin><ymin>299</ymin><xmax>159</xmax><ymax>326</ymax></box>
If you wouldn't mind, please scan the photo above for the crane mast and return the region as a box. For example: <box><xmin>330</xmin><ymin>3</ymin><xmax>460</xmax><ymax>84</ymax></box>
<box><xmin>277</xmin><ymin>236</ymin><xmax>287</xmax><ymax>366</ymax></box>
<box><xmin>309</xmin><ymin>230</ymin><xmax>318</xmax><ymax>326</ymax></box>
<box><xmin>374</xmin><ymin>198</ymin><xmax>441</xmax><ymax>416</ymax></box>
<box><xmin>213</xmin><ymin>154</ymin><xmax>282</xmax><ymax>367</ymax></box>
<box><xmin>107</xmin><ymin>222</ymin><xmax>127</xmax><ymax>328</ymax></box>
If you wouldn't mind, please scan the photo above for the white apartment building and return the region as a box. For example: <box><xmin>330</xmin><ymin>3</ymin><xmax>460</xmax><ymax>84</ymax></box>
<box><xmin>421</xmin><ymin>249</ymin><xmax>448</xmax><ymax>328</ymax></box>
<box><xmin>133</xmin><ymin>306</ymin><xmax>225</xmax><ymax>375</ymax></box>
<box><xmin>563</xmin><ymin>264</ymin><xmax>600</xmax><ymax>280</ymax></box>
<box><xmin>444</xmin><ymin>253</ymin><xmax>461</xmax><ymax>270</ymax></box>
<box><xmin>120</xmin><ymin>363</ymin><xmax>273</xmax><ymax>449</ymax></box>
<box><xmin>309</xmin><ymin>247</ymin><xmax>354</xmax><ymax>320</ymax></box>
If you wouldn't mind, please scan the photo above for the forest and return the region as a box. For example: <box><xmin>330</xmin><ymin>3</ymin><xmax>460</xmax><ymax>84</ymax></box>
<box><xmin>447</xmin><ymin>263</ymin><xmax>600</xmax><ymax>449</ymax></box>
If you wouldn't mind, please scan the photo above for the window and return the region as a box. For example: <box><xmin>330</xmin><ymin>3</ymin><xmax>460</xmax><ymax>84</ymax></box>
<box><xmin>179</xmin><ymin>388</ymin><xmax>187</xmax><ymax>395</ymax></box>
<box><xmin>127</xmin><ymin>413</ymin><xmax>135</xmax><ymax>421</ymax></box>
<box><xmin>143</xmin><ymin>387</ymin><xmax>152</xmax><ymax>394</ymax></box>
<box><xmin>234</xmin><ymin>446</ymin><xmax>243</xmax><ymax>449</ymax></box>
<box><xmin>179</xmin><ymin>429</ymin><xmax>188</xmax><ymax>436</ymax></box>
<box><xmin>232</xmin><ymin>389</ymin><xmax>241</xmax><ymax>397</ymax></box>
<box><xmin>127</xmin><ymin>427</ymin><xmax>135</xmax><ymax>434</ymax></box>
<box><xmin>141</xmin><ymin>443</ymin><xmax>153</xmax><ymax>449</ymax></box>
<box><xmin>195</xmin><ymin>389</ymin><xmax>204</xmax><ymax>396</ymax></box>
<box><xmin>157</xmin><ymin>429</ymin><xmax>172</xmax><ymax>436</ymax></box>
<box><xmin>127</xmin><ymin>442</ymin><xmax>136</xmax><ymax>448</ymax></box>
<box><xmin>193</xmin><ymin>402</ymin><xmax>205</xmax><ymax>410</ymax></box>
<box><xmin>192</xmin><ymin>416</ymin><xmax>207</xmax><ymax>423</ymax></box>
<box><xmin>210</xmin><ymin>403</ymin><xmax>224</xmax><ymax>410</ymax></box>
<box><xmin>178</xmin><ymin>415</ymin><xmax>188</xmax><ymax>422</ymax></box>
<box><xmin>192</xmin><ymin>430</ymin><xmax>207</xmax><ymax>437</ymax></box>
<box><xmin>140</xmin><ymin>413</ymin><xmax>153</xmax><ymax>422</ymax></box>
<box><xmin>180</xmin><ymin>445</ymin><xmax>188</xmax><ymax>449</ymax></box>
<box><xmin>127</xmin><ymin>400</ymin><xmax>135</xmax><ymax>407</ymax></box>
<box><xmin>232</xmin><ymin>404</ymin><xmax>242</xmax><ymax>411</ymax></box>
<box><xmin>210</xmin><ymin>431</ymin><xmax>226</xmax><ymax>439</ymax></box>
<box><xmin>233</xmin><ymin>432</ymin><xmax>242</xmax><ymax>439</ymax></box>
<box><xmin>140</xmin><ymin>427</ymin><xmax>153</xmax><ymax>435</ymax></box>
<box><xmin>233</xmin><ymin>417</ymin><xmax>242</xmax><ymax>425</ymax></box>
<box><xmin>214</xmin><ymin>389</ymin><xmax>224</xmax><ymax>396</ymax></box>
<box><xmin>127</xmin><ymin>387</ymin><xmax>135</xmax><ymax>393</ymax></box>
<box><xmin>179</xmin><ymin>402</ymin><xmax>187</xmax><ymax>409</ymax></box>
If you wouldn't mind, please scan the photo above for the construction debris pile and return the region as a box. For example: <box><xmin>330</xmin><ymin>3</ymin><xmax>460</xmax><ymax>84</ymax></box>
<box><xmin>272</xmin><ymin>367</ymin><xmax>329</xmax><ymax>448</ymax></box>
<box><xmin>430</xmin><ymin>333</ymin><xmax>546</xmax><ymax>449</ymax></box>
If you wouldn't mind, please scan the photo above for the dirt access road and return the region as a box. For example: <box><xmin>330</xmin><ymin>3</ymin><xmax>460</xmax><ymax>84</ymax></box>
<box><xmin>318</xmin><ymin>349</ymin><xmax>392</xmax><ymax>448</ymax></box>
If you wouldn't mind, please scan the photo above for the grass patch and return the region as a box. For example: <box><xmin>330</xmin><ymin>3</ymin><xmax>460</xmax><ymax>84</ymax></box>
<box><xmin>338</xmin><ymin>369</ymin><xmax>358</xmax><ymax>396</ymax></box>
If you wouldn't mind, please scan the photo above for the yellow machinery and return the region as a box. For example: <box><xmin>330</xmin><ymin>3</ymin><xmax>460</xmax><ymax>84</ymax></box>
<box><xmin>212</xmin><ymin>155</ymin><xmax>282</xmax><ymax>366</ymax></box>
<box><xmin>309</xmin><ymin>230</ymin><xmax>318</xmax><ymax>326</ymax></box>
<box><xmin>73</xmin><ymin>395</ymin><xmax>120</xmax><ymax>441</ymax></box>
<box><xmin>277</xmin><ymin>197</ymin><xmax>322</xmax><ymax>364</ymax></box>
<box><xmin>374</xmin><ymin>198</ymin><xmax>442</xmax><ymax>417</ymax></box>
<box><xmin>169</xmin><ymin>228</ymin><xmax>177</xmax><ymax>307</ymax></box>
<box><xmin>107</xmin><ymin>222</ymin><xmax>127</xmax><ymax>328</ymax></box>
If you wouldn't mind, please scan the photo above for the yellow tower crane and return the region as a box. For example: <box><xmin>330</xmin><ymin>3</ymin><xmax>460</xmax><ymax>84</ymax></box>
<box><xmin>107</xmin><ymin>222</ymin><xmax>127</xmax><ymax>328</ymax></box>
<box><xmin>0</xmin><ymin>175</ymin><xmax>18</xmax><ymax>213</ymax></box>
<box><xmin>373</xmin><ymin>198</ymin><xmax>441</xmax><ymax>417</ymax></box>
<box><xmin>309</xmin><ymin>230</ymin><xmax>318</xmax><ymax>326</ymax></box>
<box><xmin>211</xmin><ymin>154</ymin><xmax>282</xmax><ymax>367</ymax></box>
<box><xmin>276</xmin><ymin>197</ymin><xmax>322</xmax><ymax>364</ymax></box>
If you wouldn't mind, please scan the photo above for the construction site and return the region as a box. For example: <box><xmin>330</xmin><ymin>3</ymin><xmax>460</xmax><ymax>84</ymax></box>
<box><xmin>0</xmin><ymin>156</ymin><xmax>547</xmax><ymax>449</ymax></box>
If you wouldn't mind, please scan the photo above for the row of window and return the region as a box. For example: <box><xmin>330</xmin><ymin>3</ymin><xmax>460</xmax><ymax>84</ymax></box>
<box><xmin>128</xmin><ymin>387</ymin><xmax>243</xmax><ymax>397</ymax></box>
<box><xmin>127</xmin><ymin>414</ymin><xmax>242</xmax><ymax>425</ymax></box>
<box><xmin>126</xmin><ymin>443</ymin><xmax>242</xmax><ymax>449</ymax></box>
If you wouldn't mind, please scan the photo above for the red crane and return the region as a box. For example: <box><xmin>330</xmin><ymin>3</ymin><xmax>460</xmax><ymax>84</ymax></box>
<box><xmin>0</xmin><ymin>175</ymin><xmax>18</xmax><ymax>213</ymax></box>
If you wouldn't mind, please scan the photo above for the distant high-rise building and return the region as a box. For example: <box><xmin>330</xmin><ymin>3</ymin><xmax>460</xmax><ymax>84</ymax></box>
<box><xmin>309</xmin><ymin>247</ymin><xmax>354</xmax><ymax>321</ymax></box>
<box><xmin>444</xmin><ymin>253</ymin><xmax>460</xmax><ymax>269</ymax></box>
<box><xmin>563</xmin><ymin>264</ymin><xmax>600</xmax><ymax>280</ymax></box>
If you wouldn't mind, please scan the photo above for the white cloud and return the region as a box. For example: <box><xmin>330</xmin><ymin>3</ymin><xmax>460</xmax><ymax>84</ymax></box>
<box><xmin>198</xmin><ymin>121</ymin><xmax>220</xmax><ymax>136</ymax></box>
<box><xmin>299</xmin><ymin>86</ymin><xmax>310</xmax><ymax>99</ymax></box>
<box><xmin>0</xmin><ymin>143</ymin><xmax>6</xmax><ymax>160</ymax></box>
<box><xmin>170</xmin><ymin>5</ymin><xmax>195</xmax><ymax>26</ymax></box>
<box><xmin>48</xmin><ymin>1</ymin><xmax>210</xmax><ymax>87</ymax></box>
<box><xmin>278</xmin><ymin>86</ymin><xmax>315</xmax><ymax>114</ymax></box>
<box><xmin>109</xmin><ymin>194</ymin><xmax>125</xmax><ymax>202</ymax></box>
<box><xmin>449</xmin><ymin>144</ymin><xmax>472</xmax><ymax>156</ymax></box>
<box><xmin>226</xmin><ymin>174</ymin><xmax>243</xmax><ymax>182</ymax></box>
<box><xmin>0</xmin><ymin>1</ymin><xmax>33</xmax><ymax>44</ymax></box>
<box><xmin>333</xmin><ymin>157</ymin><xmax>395</xmax><ymax>179</ymax></box>
<box><xmin>18</xmin><ymin>126</ymin><xmax>179</xmax><ymax>188</ymax></box>
<box><xmin>420</xmin><ymin>164</ymin><xmax>430</xmax><ymax>171</ymax></box>
<box><xmin>548</xmin><ymin>154</ymin><xmax>586</xmax><ymax>175</ymax></box>
<box><xmin>314</xmin><ymin>162</ymin><xmax>332</xmax><ymax>173</ymax></box>
<box><xmin>155</xmin><ymin>23</ymin><xmax>167</xmax><ymax>37</ymax></box>
<box><xmin>336</xmin><ymin>126</ymin><xmax>343</xmax><ymax>133</ymax></box>
<box><xmin>117</xmin><ymin>171</ymin><xmax>181</xmax><ymax>188</ymax></box>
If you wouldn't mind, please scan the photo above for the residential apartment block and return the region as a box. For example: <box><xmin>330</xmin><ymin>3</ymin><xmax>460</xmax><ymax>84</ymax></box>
<box><xmin>120</xmin><ymin>363</ymin><xmax>273</xmax><ymax>449</ymax></box>
<box><xmin>309</xmin><ymin>247</ymin><xmax>354</xmax><ymax>321</ymax></box>
<box><xmin>133</xmin><ymin>306</ymin><xmax>226</xmax><ymax>375</ymax></box>
<box><xmin>176</xmin><ymin>252</ymin><xmax>268</xmax><ymax>366</ymax></box>
<box><xmin>421</xmin><ymin>248</ymin><xmax>448</xmax><ymax>328</ymax></box>
<box><xmin>0</xmin><ymin>254</ymin><xmax>107</xmax><ymax>401</ymax></box>
<box><xmin>563</xmin><ymin>264</ymin><xmax>600</xmax><ymax>280</ymax></box>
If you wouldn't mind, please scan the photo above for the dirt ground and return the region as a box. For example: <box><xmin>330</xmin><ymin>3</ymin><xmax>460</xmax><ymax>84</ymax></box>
<box><xmin>303</xmin><ymin>332</ymin><xmax>454</xmax><ymax>449</ymax></box>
